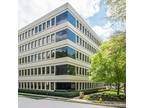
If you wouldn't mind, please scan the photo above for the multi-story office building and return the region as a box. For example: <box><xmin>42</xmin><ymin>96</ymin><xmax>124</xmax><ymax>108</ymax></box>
<box><xmin>18</xmin><ymin>3</ymin><xmax>103</xmax><ymax>92</ymax></box>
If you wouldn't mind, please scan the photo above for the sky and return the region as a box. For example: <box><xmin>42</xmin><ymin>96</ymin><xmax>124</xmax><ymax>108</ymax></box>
<box><xmin>18</xmin><ymin>0</ymin><xmax>114</xmax><ymax>40</ymax></box>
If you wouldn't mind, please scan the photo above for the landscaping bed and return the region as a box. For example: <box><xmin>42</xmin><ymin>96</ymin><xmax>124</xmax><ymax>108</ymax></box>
<box><xmin>83</xmin><ymin>90</ymin><xmax>126</xmax><ymax>102</ymax></box>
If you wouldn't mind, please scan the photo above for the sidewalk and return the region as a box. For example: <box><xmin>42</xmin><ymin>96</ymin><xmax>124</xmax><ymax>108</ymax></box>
<box><xmin>19</xmin><ymin>93</ymin><xmax>126</xmax><ymax>108</ymax></box>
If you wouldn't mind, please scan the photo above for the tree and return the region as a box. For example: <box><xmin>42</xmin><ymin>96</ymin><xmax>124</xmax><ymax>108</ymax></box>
<box><xmin>106</xmin><ymin>0</ymin><xmax>126</xmax><ymax>33</ymax></box>
<box><xmin>106</xmin><ymin>0</ymin><xmax>126</xmax><ymax>23</ymax></box>
<box><xmin>89</xmin><ymin>34</ymin><xmax>126</xmax><ymax>95</ymax></box>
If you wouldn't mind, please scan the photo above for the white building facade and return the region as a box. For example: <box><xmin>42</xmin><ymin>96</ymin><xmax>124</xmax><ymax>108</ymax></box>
<box><xmin>18</xmin><ymin>3</ymin><xmax>103</xmax><ymax>92</ymax></box>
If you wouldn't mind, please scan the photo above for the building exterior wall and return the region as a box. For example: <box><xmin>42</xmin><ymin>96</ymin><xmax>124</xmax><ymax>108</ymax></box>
<box><xmin>18</xmin><ymin>3</ymin><xmax>104</xmax><ymax>92</ymax></box>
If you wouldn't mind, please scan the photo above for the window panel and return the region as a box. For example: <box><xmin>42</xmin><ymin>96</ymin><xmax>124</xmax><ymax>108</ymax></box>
<box><xmin>46</xmin><ymin>51</ymin><xmax>50</xmax><ymax>59</ymax></box>
<box><xmin>51</xmin><ymin>66</ymin><xmax>55</xmax><ymax>74</ymax></box>
<box><xmin>51</xmin><ymin>18</ymin><xmax>55</xmax><ymax>26</ymax></box>
<box><xmin>39</xmin><ymin>24</ymin><xmax>42</xmax><ymax>32</ymax></box>
<box><xmin>51</xmin><ymin>34</ymin><xmax>55</xmax><ymax>43</ymax></box>
<box><xmin>47</xmin><ymin>20</ymin><xmax>50</xmax><ymax>28</ymax></box>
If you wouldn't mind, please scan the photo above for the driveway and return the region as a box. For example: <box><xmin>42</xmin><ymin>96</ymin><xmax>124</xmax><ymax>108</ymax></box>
<box><xmin>19</xmin><ymin>96</ymin><xmax>117</xmax><ymax>108</ymax></box>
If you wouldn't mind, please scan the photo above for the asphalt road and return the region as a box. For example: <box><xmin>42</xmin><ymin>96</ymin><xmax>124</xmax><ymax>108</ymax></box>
<box><xmin>18</xmin><ymin>96</ymin><xmax>117</xmax><ymax>108</ymax></box>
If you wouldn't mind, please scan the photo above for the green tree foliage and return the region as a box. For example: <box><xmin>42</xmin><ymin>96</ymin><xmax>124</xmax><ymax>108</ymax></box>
<box><xmin>106</xmin><ymin>0</ymin><xmax>126</xmax><ymax>22</ymax></box>
<box><xmin>89</xmin><ymin>35</ymin><xmax>126</xmax><ymax>95</ymax></box>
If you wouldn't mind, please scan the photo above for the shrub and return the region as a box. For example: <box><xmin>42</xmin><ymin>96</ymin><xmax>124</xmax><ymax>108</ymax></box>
<box><xmin>83</xmin><ymin>95</ymin><xmax>91</xmax><ymax>100</ymax></box>
<box><xmin>18</xmin><ymin>89</ymin><xmax>79</xmax><ymax>98</ymax></box>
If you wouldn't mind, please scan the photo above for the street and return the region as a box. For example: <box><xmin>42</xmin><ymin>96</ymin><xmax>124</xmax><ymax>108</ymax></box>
<box><xmin>18</xmin><ymin>96</ymin><xmax>117</xmax><ymax>108</ymax></box>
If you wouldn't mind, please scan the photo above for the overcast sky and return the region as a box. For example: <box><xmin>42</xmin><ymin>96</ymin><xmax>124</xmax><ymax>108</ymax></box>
<box><xmin>18</xmin><ymin>0</ymin><xmax>114</xmax><ymax>40</ymax></box>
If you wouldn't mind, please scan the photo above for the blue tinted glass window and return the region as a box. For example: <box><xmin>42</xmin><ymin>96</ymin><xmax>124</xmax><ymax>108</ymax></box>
<box><xmin>67</xmin><ymin>47</ymin><xmax>75</xmax><ymax>59</ymax></box>
<box><xmin>56</xmin><ymin>11</ymin><xmax>67</xmax><ymax>25</ymax></box>
<box><xmin>67</xmin><ymin>29</ymin><xmax>76</xmax><ymax>43</ymax></box>
<box><xmin>67</xmin><ymin>12</ymin><xmax>76</xmax><ymax>27</ymax></box>
<box><xmin>56</xmin><ymin>29</ymin><xmax>76</xmax><ymax>43</ymax></box>
<box><xmin>56</xmin><ymin>11</ymin><xmax>76</xmax><ymax>27</ymax></box>
<box><xmin>56</xmin><ymin>29</ymin><xmax>67</xmax><ymax>42</ymax></box>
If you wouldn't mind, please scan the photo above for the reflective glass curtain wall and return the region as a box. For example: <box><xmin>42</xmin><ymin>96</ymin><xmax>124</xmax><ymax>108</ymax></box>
<box><xmin>56</xmin><ymin>11</ymin><xmax>76</xmax><ymax>27</ymax></box>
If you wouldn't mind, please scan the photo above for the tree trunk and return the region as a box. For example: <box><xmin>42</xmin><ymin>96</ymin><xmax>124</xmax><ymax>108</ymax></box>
<box><xmin>117</xmin><ymin>83</ymin><xmax>120</xmax><ymax>96</ymax></box>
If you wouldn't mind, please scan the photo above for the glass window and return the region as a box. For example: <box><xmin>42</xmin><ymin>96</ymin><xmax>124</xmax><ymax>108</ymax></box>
<box><xmin>51</xmin><ymin>50</ymin><xmax>55</xmax><ymax>58</ymax></box>
<box><xmin>35</xmin><ymin>26</ymin><xmax>38</xmax><ymax>33</ymax></box>
<box><xmin>35</xmin><ymin>68</ymin><xmax>37</xmax><ymax>75</ymax></box>
<box><xmin>80</xmin><ymin>23</ymin><xmax>82</xmax><ymax>31</ymax></box>
<box><xmin>39</xmin><ymin>24</ymin><xmax>42</xmax><ymax>32</ymax></box>
<box><xmin>51</xmin><ymin>18</ymin><xmax>55</xmax><ymax>26</ymax></box>
<box><xmin>47</xmin><ymin>20</ymin><xmax>50</xmax><ymax>28</ymax></box>
<box><xmin>56</xmin><ymin>64</ymin><xmax>67</xmax><ymax>75</ymax></box>
<box><xmin>42</xmin><ymin>82</ymin><xmax>45</xmax><ymax>89</ymax></box>
<box><xmin>22</xmin><ymin>33</ymin><xmax>24</xmax><ymax>40</ymax></box>
<box><xmin>51</xmin><ymin>82</ymin><xmax>54</xmax><ymax>90</ymax></box>
<box><xmin>31</xmin><ymin>55</ymin><xmax>33</xmax><ymax>62</ymax></box>
<box><xmin>28</xmin><ymin>43</ymin><xmax>30</xmax><ymax>50</ymax></box>
<box><xmin>22</xmin><ymin>57</ymin><xmax>24</xmax><ymax>64</ymax></box>
<box><xmin>76</xmin><ymin>36</ymin><xmax>79</xmax><ymax>44</ymax></box>
<box><xmin>46</xmin><ymin>51</ymin><xmax>50</xmax><ymax>59</ymax></box>
<box><xmin>77</xmin><ymin>20</ymin><xmax>79</xmax><ymax>28</ymax></box>
<box><xmin>42</xmin><ymin>22</ymin><xmax>46</xmax><ymax>30</ymax></box>
<box><xmin>19</xmin><ymin>34</ymin><xmax>21</xmax><ymax>41</ymax></box>
<box><xmin>42</xmin><ymin>52</ymin><xmax>46</xmax><ymax>60</ymax></box>
<box><xmin>38</xmin><ymin>53</ymin><xmax>41</xmax><ymax>60</ymax></box>
<box><xmin>67</xmin><ymin>47</ymin><xmax>75</xmax><ymax>59</ymax></box>
<box><xmin>32</xmin><ymin>28</ymin><xmax>34</xmax><ymax>35</ymax></box>
<box><xmin>31</xmin><ymin>68</ymin><xmax>33</xmax><ymax>75</ymax></box>
<box><xmin>42</xmin><ymin>37</ymin><xmax>46</xmax><ymax>45</ymax></box>
<box><xmin>56</xmin><ymin>46</ymin><xmax>75</xmax><ymax>59</ymax></box>
<box><xmin>56</xmin><ymin>29</ymin><xmax>67</xmax><ymax>42</ymax></box>
<box><xmin>35</xmin><ymin>40</ymin><xmax>37</xmax><ymax>47</ymax></box>
<box><xmin>56</xmin><ymin>11</ymin><xmax>76</xmax><ymax>26</ymax></box>
<box><xmin>46</xmin><ymin>35</ymin><xmax>51</xmax><ymax>43</ymax></box>
<box><xmin>56</xmin><ymin>64</ymin><xmax>75</xmax><ymax>75</ymax></box>
<box><xmin>67</xmin><ymin>29</ymin><xmax>76</xmax><ymax>43</ymax></box>
<box><xmin>51</xmin><ymin>34</ymin><xmax>55</xmax><ymax>43</ymax></box>
<box><xmin>56</xmin><ymin>47</ymin><xmax>67</xmax><ymax>58</ymax></box>
<box><xmin>51</xmin><ymin>66</ymin><xmax>55</xmax><ymax>74</ymax></box>
<box><xmin>28</xmin><ymin>56</ymin><xmax>30</xmax><ymax>63</ymax></box>
<box><xmin>38</xmin><ymin>68</ymin><xmax>41</xmax><ymax>75</ymax></box>
<box><xmin>67</xmin><ymin>11</ymin><xmax>76</xmax><ymax>26</ymax></box>
<box><xmin>25</xmin><ymin>57</ymin><xmax>27</xmax><ymax>63</ymax></box>
<box><xmin>56</xmin><ymin>29</ymin><xmax>76</xmax><ymax>42</ymax></box>
<box><xmin>25</xmin><ymin>31</ymin><xmax>27</xmax><ymax>38</ymax></box>
<box><xmin>56</xmin><ymin>11</ymin><xmax>67</xmax><ymax>25</ymax></box>
<box><xmin>46</xmin><ymin>66</ymin><xmax>50</xmax><ymax>74</ymax></box>
<box><xmin>28</xmin><ymin>69</ymin><xmax>30</xmax><ymax>75</ymax></box>
<box><xmin>38</xmin><ymin>39</ymin><xmax>42</xmax><ymax>46</ymax></box>
<box><xmin>28</xmin><ymin>30</ymin><xmax>31</xmax><ymax>37</ymax></box>
<box><xmin>42</xmin><ymin>67</ymin><xmax>45</xmax><ymax>74</ymax></box>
